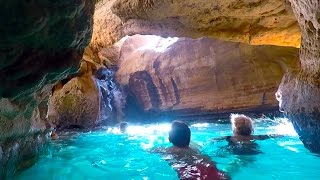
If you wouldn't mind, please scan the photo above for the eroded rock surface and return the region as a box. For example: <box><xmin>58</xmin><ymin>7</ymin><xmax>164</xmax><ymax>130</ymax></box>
<box><xmin>47</xmin><ymin>62</ymin><xmax>125</xmax><ymax>129</ymax></box>
<box><xmin>84</xmin><ymin>0</ymin><xmax>123</xmax><ymax>66</ymax></box>
<box><xmin>110</xmin><ymin>0</ymin><xmax>300</xmax><ymax>47</ymax></box>
<box><xmin>276</xmin><ymin>0</ymin><xmax>320</xmax><ymax>153</ymax></box>
<box><xmin>112</xmin><ymin>35</ymin><xmax>299</xmax><ymax>118</ymax></box>
<box><xmin>0</xmin><ymin>0</ymin><xmax>94</xmax><ymax>99</ymax></box>
<box><xmin>0</xmin><ymin>86</ymin><xmax>52</xmax><ymax>178</ymax></box>
<box><xmin>0</xmin><ymin>0</ymin><xmax>94</xmax><ymax>177</ymax></box>
<box><xmin>48</xmin><ymin>61</ymin><xmax>100</xmax><ymax>129</ymax></box>
<box><xmin>87</xmin><ymin>0</ymin><xmax>301</xmax><ymax>66</ymax></box>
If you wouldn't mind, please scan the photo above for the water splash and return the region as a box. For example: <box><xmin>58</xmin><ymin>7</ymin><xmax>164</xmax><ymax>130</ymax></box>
<box><xmin>126</xmin><ymin>124</ymin><xmax>171</xmax><ymax>136</ymax></box>
<box><xmin>263</xmin><ymin>117</ymin><xmax>298</xmax><ymax>136</ymax></box>
<box><xmin>95</xmin><ymin>78</ymin><xmax>113</xmax><ymax>123</ymax></box>
<box><xmin>106</xmin><ymin>123</ymin><xmax>172</xmax><ymax>150</ymax></box>
<box><xmin>191</xmin><ymin>123</ymin><xmax>209</xmax><ymax>128</ymax></box>
<box><xmin>94</xmin><ymin>68</ymin><xmax>125</xmax><ymax>125</ymax></box>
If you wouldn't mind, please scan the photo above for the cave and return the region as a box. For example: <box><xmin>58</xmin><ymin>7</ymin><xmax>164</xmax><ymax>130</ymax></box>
<box><xmin>1</xmin><ymin>0</ymin><xmax>320</xmax><ymax>179</ymax></box>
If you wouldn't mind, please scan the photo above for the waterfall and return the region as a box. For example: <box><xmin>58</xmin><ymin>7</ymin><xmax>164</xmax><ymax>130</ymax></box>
<box><xmin>94</xmin><ymin>68</ymin><xmax>125</xmax><ymax>125</ymax></box>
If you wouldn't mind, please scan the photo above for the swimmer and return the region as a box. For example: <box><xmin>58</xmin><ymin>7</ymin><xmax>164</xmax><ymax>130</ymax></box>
<box><xmin>51</xmin><ymin>131</ymin><xmax>59</xmax><ymax>140</ymax></box>
<box><xmin>215</xmin><ymin>114</ymin><xmax>282</xmax><ymax>143</ymax></box>
<box><xmin>212</xmin><ymin>114</ymin><xmax>283</xmax><ymax>155</ymax></box>
<box><xmin>154</xmin><ymin>121</ymin><xmax>230</xmax><ymax>180</ymax></box>
<box><xmin>229</xmin><ymin>113</ymin><xmax>255</xmax><ymax>143</ymax></box>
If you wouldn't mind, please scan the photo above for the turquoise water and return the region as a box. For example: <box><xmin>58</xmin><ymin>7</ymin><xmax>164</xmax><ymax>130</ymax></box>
<box><xmin>16</xmin><ymin>118</ymin><xmax>320</xmax><ymax>179</ymax></box>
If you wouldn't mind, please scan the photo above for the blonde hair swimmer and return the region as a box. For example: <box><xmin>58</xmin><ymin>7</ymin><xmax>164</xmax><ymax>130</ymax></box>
<box><xmin>212</xmin><ymin>114</ymin><xmax>283</xmax><ymax>144</ymax></box>
<box><xmin>231</xmin><ymin>114</ymin><xmax>254</xmax><ymax>136</ymax></box>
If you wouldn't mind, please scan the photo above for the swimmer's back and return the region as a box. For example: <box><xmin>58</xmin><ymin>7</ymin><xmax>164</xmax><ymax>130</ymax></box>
<box><xmin>179</xmin><ymin>163</ymin><xmax>230</xmax><ymax>180</ymax></box>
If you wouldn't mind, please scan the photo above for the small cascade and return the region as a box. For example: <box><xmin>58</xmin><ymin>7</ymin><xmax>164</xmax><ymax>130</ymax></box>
<box><xmin>94</xmin><ymin>67</ymin><xmax>125</xmax><ymax>125</ymax></box>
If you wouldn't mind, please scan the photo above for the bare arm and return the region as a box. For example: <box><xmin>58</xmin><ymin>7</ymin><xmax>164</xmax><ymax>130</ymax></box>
<box><xmin>253</xmin><ymin>134</ymin><xmax>285</xmax><ymax>140</ymax></box>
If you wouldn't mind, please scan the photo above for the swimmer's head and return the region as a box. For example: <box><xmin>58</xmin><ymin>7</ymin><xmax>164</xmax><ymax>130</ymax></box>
<box><xmin>51</xmin><ymin>131</ymin><xmax>59</xmax><ymax>140</ymax></box>
<box><xmin>231</xmin><ymin>114</ymin><xmax>254</xmax><ymax>136</ymax></box>
<box><xmin>119</xmin><ymin>122</ymin><xmax>128</xmax><ymax>132</ymax></box>
<box><xmin>169</xmin><ymin>121</ymin><xmax>191</xmax><ymax>148</ymax></box>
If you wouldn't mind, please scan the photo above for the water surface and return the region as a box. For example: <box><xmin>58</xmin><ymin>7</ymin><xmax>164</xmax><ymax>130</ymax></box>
<box><xmin>16</xmin><ymin>118</ymin><xmax>320</xmax><ymax>179</ymax></box>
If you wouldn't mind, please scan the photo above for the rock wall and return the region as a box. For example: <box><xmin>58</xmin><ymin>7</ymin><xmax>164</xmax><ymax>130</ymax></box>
<box><xmin>47</xmin><ymin>60</ymin><xmax>101</xmax><ymax>129</ymax></box>
<box><xmin>276</xmin><ymin>0</ymin><xmax>320</xmax><ymax>153</ymax></box>
<box><xmin>110</xmin><ymin>0</ymin><xmax>300</xmax><ymax>47</ymax></box>
<box><xmin>86</xmin><ymin>0</ymin><xmax>301</xmax><ymax>67</ymax></box>
<box><xmin>0</xmin><ymin>0</ymin><xmax>94</xmax><ymax>177</ymax></box>
<box><xmin>84</xmin><ymin>0</ymin><xmax>123</xmax><ymax>66</ymax></box>
<box><xmin>0</xmin><ymin>86</ymin><xmax>53</xmax><ymax>178</ymax></box>
<box><xmin>47</xmin><ymin>61</ymin><xmax>125</xmax><ymax>129</ymax></box>
<box><xmin>112</xmin><ymin>35</ymin><xmax>299</xmax><ymax>119</ymax></box>
<box><xmin>0</xmin><ymin>0</ymin><xmax>94</xmax><ymax>99</ymax></box>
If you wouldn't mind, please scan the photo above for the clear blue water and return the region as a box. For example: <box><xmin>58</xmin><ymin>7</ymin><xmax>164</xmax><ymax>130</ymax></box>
<box><xmin>16</xmin><ymin>117</ymin><xmax>320</xmax><ymax>180</ymax></box>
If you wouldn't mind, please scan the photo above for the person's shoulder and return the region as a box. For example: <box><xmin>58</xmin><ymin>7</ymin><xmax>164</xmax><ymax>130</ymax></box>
<box><xmin>150</xmin><ymin>147</ymin><xmax>167</xmax><ymax>154</ymax></box>
<box><xmin>228</xmin><ymin>135</ymin><xmax>256</xmax><ymax>144</ymax></box>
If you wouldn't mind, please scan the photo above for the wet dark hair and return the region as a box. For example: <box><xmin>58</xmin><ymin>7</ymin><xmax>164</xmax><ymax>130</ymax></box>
<box><xmin>120</xmin><ymin>122</ymin><xmax>128</xmax><ymax>132</ymax></box>
<box><xmin>169</xmin><ymin>121</ymin><xmax>191</xmax><ymax>148</ymax></box>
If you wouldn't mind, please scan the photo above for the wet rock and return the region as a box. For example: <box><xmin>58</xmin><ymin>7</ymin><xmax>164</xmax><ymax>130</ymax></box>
<box><xmin>0</xmin><ymin>0</ymin><xmax>94</xmax><ymax>177</ymax></box>
<box><xmin>48</xmin><ymin>73</ymin><xmax>100</xmax><ymax>129</ymax></box>
<box><xmin>48</xmin><ymin>61</ymin><xmax>125</xmax><ymax>129</ymax></box>
<box><xmin>113</xmin><ymin>35</ymin><xmax>299</xmax><ymax>118</ymax></box>
<box><xmin>0</xmin><ymin>87</ymin><xmax>52</xmax><ymax>178</ymax></box>
<box><xmin>0</xmin><ymin>132</ymin><xmax>49</xmax><ymax>179</ymax></box>
<box><xmin>95</xmin><ymin>67</ymin><xmax>115</xmax><ymax>80</ymax></box>
<box><xmin>0</xmin><ymin>146</ymin><xmax>2</xmax><ymax>162</ymax></box>
<box><xmin>276</xmin><ymin>0</ymin><xmax>320</xmax><ymax>153</ymax></box>
<box><xmin>95</xmin><ymin>67</ymin><xmax>125</xmax><ymax>125</ymax></box>
<box><xmin>0</xmin><ymin>0</ymin><xmax>94</xmax><ymax>99</ymax></box>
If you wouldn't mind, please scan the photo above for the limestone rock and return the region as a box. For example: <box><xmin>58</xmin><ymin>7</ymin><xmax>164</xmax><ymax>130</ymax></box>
<box><xmin>48</xmin><ymin>60</ymin><xmax>125</xmax><ymax>129</ymax></box>
<box><xmin>0</xmin><ymin>0</ymin><xmax>94</xmax><ymax>99</ymax></box>
<box><xmin>88</xmin><ymin>0</ymin><xmax>300</xmax><ymax>65</ymax></box>
<box><xmin>84</xmin><ymin>0</ymin><xmax>124</xmax><ymax>66</ymax></box>
<box><xmin>0</xmin><ymin>131</ymin><xmax>49</xmax><ymax>178</ymax></box>
<box><xmin>48</xmin><ymin>73</ymin><xmax>100</xmax><ymax>129</ymax></box>
<box><xmin>113</xmin><ymin>35</ymin><xmax>299</xmax><ymax>117</ymax></box>
<box><xmin>0</xmin><ymin>0</ymin><xmax>94</xmax><ymax>177</ymax></box>
<box><xmin>0</xmin><ymin>88</ymin><xmax>51</xmax><ymax>178</ymax></box>
<box><xmin>110</xmin><ymin>0</ymin><xmax>300</xmax><ymax>47</ymax></box>
<box><xmin>276</xmin><ymin>0</ymin><xmax>320</xmax><ymax>153</ymax></box>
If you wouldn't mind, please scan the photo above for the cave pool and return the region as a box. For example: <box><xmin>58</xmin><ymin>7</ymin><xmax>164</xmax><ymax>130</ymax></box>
<box><xmin>16</xmin><ymin>117</ymin><xmax>320</xmax><ymax>180</ymax></box>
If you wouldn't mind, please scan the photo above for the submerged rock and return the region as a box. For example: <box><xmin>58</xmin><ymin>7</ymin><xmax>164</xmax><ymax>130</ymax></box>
<box><xmin>112</xmin><ymin>35</ymin><xmax>299</xmax><ymax>119</ymax></box>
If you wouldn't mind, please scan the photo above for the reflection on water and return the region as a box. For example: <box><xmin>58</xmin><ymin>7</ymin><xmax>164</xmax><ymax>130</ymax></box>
<box><xmin>16</xmin><ymin>117</ymin><xmax>320</xmax><ymax>180</ymax></box>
